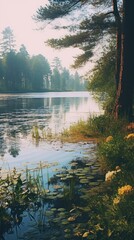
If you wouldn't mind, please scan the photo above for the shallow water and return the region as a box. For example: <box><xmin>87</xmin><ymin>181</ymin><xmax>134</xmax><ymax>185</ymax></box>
<box><xmin>3</xmin><ymin>141</ymin><xmax>97</xmax><ymax>240</ymax></box>
<box><xmin>0</xmin><ymin>91</ymin><xmax>102</xmax><ymax>171</ymax></box>
<box><xmin>0</xmin><ymin>91</ymin><xmax>103</xmax><ymax>240</ymax></box>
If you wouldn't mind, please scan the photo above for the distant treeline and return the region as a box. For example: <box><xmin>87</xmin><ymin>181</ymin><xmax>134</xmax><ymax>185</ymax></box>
<box><xmin>0</xmin><ymin>27</ymin><xmax>86</xmax><ymax>93</ymax></box>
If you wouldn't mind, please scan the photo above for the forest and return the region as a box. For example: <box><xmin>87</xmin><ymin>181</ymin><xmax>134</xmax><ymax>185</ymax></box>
<box><xmin>0</xmin><ymin>27</ymin><xmax>85</xmax><ymax>93</ymax></box>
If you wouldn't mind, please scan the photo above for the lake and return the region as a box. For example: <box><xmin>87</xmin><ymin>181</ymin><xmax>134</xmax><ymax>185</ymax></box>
<box><xmin>0</xmin><ymin>91</ymin><xmax>102</xmax><ymax>171</ymax></box>
<box><xmin>0</xmin><ymin>91</ymin><xmax>103</xmax><ymax>239</ymax></box>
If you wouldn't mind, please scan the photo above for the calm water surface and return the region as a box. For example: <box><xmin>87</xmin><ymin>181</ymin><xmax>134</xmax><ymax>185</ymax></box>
<box><xmin>0</xmin><ymin>92</ymin><xmax>103</xmax><ymax>240</ymax></box>
<box><xmin>0</xmin><ymin>91</ymin><xmax>102</xmax><ymax>171</ymax></box>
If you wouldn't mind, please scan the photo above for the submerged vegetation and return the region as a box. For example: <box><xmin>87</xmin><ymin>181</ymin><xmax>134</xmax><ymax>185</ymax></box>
<box><xmin>1</xmin><ymin>114</ymin><xmax>134</xmax><ymax>239</ymax></box>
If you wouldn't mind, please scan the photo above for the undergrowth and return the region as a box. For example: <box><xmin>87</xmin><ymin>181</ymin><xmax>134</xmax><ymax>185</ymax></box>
<box><xmin>59</xmin><ymin>115</ymin><xmax>134</xmax><ymax>239</ymax></box>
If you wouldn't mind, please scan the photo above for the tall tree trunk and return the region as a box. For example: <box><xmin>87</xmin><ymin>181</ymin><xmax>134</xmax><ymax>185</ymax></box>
<box><xmin>113</xmin><ymin>0</ymin><xmax>122</xmax><ymax>89</ymax></box>
<box><xmin>114</xmin><ymin>0</ymin><xmax>134</xmax><ymax>121</ymax></box>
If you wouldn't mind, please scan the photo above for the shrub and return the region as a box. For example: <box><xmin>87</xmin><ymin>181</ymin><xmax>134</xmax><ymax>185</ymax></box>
<box><xmin>98</xmin><ymin>135</ymin><xmax>134</xmax><ymax>171</ymax></box>
<box><xmin>88</xmin><ymin>115</ymin><xmax>127</xmax><ymax>137</ymax></box>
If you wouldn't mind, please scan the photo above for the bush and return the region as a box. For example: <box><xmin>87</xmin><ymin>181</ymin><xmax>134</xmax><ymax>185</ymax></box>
<box><xmin>88</xmin><ymin>115</ymin><xmax>127</xmax><ymax>137</ymax></box>
<box><xmin>98</xmin><ymin>134</ymin><xmax>134</xmax><ymax>172</ymax></box>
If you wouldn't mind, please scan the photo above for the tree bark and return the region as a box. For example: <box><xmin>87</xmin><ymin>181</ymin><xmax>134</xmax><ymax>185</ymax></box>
<box><xmin>112</xmin><ymin>0</ymin><xmax>122</xmax><ymax>89</ymax></box>
<box><xmin>114</xmin><ymin>0</ymin><xmax>134</xmax><ymax>121</ymax></box>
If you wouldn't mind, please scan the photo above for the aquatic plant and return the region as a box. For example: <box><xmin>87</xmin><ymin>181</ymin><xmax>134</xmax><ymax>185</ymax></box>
<box><xmin>60</xmin><ymin>120</ymin><xmax>97</xmax><ymax>142</ymax></box>
<box><xmin>0</xmin><ymin>166</ymin><xmax>49</xmax><ymax>238</ymax></box>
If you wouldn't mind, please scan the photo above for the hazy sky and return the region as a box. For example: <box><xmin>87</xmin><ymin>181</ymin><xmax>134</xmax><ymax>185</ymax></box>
<box><xmin>0</xmin><ymin>0</ymin><xmax>81</xmax><ymax>70</ymax></box>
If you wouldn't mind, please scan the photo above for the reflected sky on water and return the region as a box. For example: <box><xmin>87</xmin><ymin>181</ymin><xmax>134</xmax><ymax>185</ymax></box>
<box><xmin>0</xmin><ymin>91</ymin><xmax>103</xmax><ymax>171</ymax></box>
<box><xmin>0</xmin><ymin>91</ymin><xmax>103</xmax><ymax>240</ymax></box>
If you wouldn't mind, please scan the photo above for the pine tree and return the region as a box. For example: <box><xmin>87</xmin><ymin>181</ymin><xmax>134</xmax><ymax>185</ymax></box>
<box><xmin>0</xmin><ymin>26</ymin><xmax>16</xmax><ymax>56</ymax></box>
<box><xmin>35</xmin><ymin>0</ymin><xmax>134</xmax><ymax>121</ymax></box>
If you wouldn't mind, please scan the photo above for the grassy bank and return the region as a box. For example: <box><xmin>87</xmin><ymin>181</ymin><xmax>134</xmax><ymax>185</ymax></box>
<box><xmin>59</xmin><ymin>115</ymin><xmax>134</xmax><ymax>239</ymax></box>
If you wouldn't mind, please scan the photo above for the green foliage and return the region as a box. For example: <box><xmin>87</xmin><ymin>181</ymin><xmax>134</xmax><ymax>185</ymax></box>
<box><xmin>36</xmin><ymin>1</ymin><xmax>82</xmax><ymax>22</ymax></box>
<box><xmin>0</xmin><ymin>30</ymin><xmax>85</xmax><ymax>92</ymax></box>
<box><xmin>88</xmin><ymin>115</ymin><xmax>127</xmax><ymax>137</ymax></box>
<box><xmin>0</xmin><ymin>168</ymin><xmax>35</xmax><ymax>236</ymax></box>
<box><xmin>0</xmin><ymin>164</ymin><xmax>50</xmax><ymax>237</ymax></box>
<box><xmin>0</xmin><ymin>26</ymin><xmax>16</xmax><ymax>55</ymax></box>
<box><xmin>36</xmin><ymin>0</ymin><xmax>116</xmax><ymax>68</ymax></box>
<box><xmin>60</xmin><ymin>122</ymin><xmax>134</xmax><ymax>239</ymax></box>
<box><xmin>0</xmin><ymin>29</ymin><xmax>85</xmax><ymax>92</ymax></box>
<box><xmin>36</xmin><ymin>5</ymin><xmax>67</xmax><ymax>21</ymax></box>
<box><xmin>30</xmin><ymin>54</ymin><xmax>51</xmax><ymax>91</ymax></box>
<box><xmin>51</xmin><ymin>67</ymin><xmax>61</xmax><ymax>90</ymax></box>
<box><xmin>56</xmin><ymin>116</ymin><xmax>134</xmax><ymax>239</ymax></box>
<box><xmin>98</xmin><ymin>134</ymin><xmax>134</xmax><ymax>171</ymax></box>
<box><xmin>36</xmin><ymin>0</ymin><xmax>133</xmax><ymax>121</ymax></box>
<box><xmin>87</xmin><ymin>41</ymin><xmax>116</xmax><ymax>112</ymax></box>
<box><xmin>60</xmin><ymin>115</ymin><xmax>128</xmax><ymax>142</ymax></box>
<box><xmin>61</xmin><ymin>119</ymin><xmax>94</xmax><ymax>142</ymax></box>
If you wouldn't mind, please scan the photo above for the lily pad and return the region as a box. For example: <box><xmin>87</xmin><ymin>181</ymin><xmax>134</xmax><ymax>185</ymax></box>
<box><xmin>75</xmin><ymin>173</ymin><xmax>85</xmax><ymax>177</ymax></box>
<box><xmin>56</xmin><ymin>174</ymin><xmax>66</xmax><ymax>178</ymax></box>
<box><xmin>89</xmin><ymin>182</ymin><xmax>99</xmax><ymax>186</ymax></box>
<box><xmin>61</xmin><ymin>220</ymin><xmax>68</xmax><ymax>225</ymax></box>
<box><xmin>58</xmin><ymin>208</ymin><xmax>66</xmax><ymax>212</ymax></box>
<box><xmin>58</xmin><ymin>212</ymin><xmax>66</xmax><ymax>218</ymax></box>
<box><xmin>80</xmin><ymin>179</ymin><xmax>89</xmax><ymax>184</ymax></box>
<box><xmin>86</xmin><ymin>162</ymin><xmax>93</xmax><ymax>166</ymax></box>
<box><xmin>56</xmin><ymin>193</ymin><xmax>64</xmax><ymax>198</ymax></box>
<box><xmin>87</xmin><ymin>176</ymin><xmax>95</xmax><ymax>180</ymax></box>
<box><xmin>53</xmin><ymin>185</ymin><xmax>62</xmax><ymax>189</ymax></box>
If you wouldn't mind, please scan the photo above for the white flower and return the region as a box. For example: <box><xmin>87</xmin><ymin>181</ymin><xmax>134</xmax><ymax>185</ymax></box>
<box><xmin>105</xmin><ymin>167</ymin><xmax>121</xmax><ymax>181</ymax></box>
<box><xmin>105</xmin><ymin>170</ymin><xmax>116</xmax><ymax>181</ymax></box>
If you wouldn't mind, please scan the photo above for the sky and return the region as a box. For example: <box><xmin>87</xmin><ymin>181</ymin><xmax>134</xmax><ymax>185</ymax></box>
<box><xmin>0</xmin><ymin>0</ymin><xmax>83</xmax><ymax>72</ymax></box>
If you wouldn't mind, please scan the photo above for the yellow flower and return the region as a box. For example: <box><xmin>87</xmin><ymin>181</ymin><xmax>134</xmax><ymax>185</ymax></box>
<box><xmin>125</xmin><ymin>133</ymin><xmax>134</xmax><ymax>140</ymax></box>
<box><xmin>113</xmin><ymin>196</ymin><xmax>120</xmax><ymax>205</ymax></box>
<box><xmin>68</xmin><ymin>216</ymin><xmax>76</xmax><ymax>222</ymax></box>
<box><xmin>118</xmin><ymin>185</ymin><xmax>133</xmax><ymax>196</ymax></box>
<box><xmin>82</xmin><ymin>232</ymin><xmax>89</xmax><ymax>238</ymax></box>
<box><xmin>106</xmin><ymin>136</ymin><xmax>113</xmax><ymax>142</ymax></box>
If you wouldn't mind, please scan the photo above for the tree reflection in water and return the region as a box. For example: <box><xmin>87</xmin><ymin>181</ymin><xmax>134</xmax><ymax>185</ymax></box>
<box><xmin>0</xmin><ymin>92</ymin><xmax>101</xmax><ymax>159</ymax></box>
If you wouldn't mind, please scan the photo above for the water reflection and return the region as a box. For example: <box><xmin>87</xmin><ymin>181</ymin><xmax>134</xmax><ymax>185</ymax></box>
<box><xmin>0</xmin><ymin>92</ymin><xmax>103</xmax><ymax>240</ymax></box>
<box><xmin>1</xmin><ymin>142</ymin><xmax>98</xmax><ymax>240</ymax></box>
<box><xmin>0</xmin><ymin>92</ymin><xmax>102</xmax><ymax>159</ymax></box>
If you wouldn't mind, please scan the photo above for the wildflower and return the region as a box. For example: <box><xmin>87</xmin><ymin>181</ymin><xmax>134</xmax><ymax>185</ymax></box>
<box><xmin>127</xmin><ymin>123</ymin><xmax>134</xmax><ymax>131</ymax></box>
<box><xmin>105</xmin><ymin>171</ymin><xmax>116</xmax><ymax>181</ymax></box>
<box><xmin>118</xmin><ymin>185</ymin><xmax>133</xmax><ymax>195</ymax></box>
<box><xmin>115</xmin><ymin>166</ymin><xmax>121</xmax><ymax>172</ymax></box>
<box><xmin>105</xmin><ymin>167</ymin><xmax>121</xmax><ymax>181</ymax></box>
<box><xmin>74</xmin><ymin>232</ymin><xmax>82</xmax><ymax>237</ymax></box>
<box><xmin>125</xmin><ymin>133</ymin><xmax>134</xmax><ymax>140</ymax></box>
<box><xmin>82</xmin><ymin>232</ymin><xmax>89</xmax><ymax>238</ymax></box>
<box><xmin>68</xmin><ymin>216</ymin><xmax>76</xmax><ymax>222</ymax></box>
<box><xmin>113</xmin><ymin>196</ymin><xmax>120</xmax><ymax>205</ymax></box>
<box><xmin>106</xmin><ymin>136</ymin><xmax>113</xmax><ymax>142</ymax></box>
